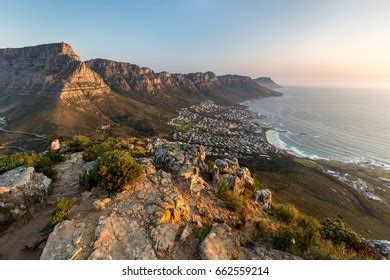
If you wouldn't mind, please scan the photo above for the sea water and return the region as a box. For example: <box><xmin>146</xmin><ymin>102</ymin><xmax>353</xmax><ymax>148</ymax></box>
<box><xmin>248</xmin><ymin>86</ymin><xmax>390</xmax><ymax>169</ymax></box>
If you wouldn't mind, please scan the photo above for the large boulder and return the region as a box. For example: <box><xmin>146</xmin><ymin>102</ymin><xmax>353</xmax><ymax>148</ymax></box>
<box><xmin>200</xmin><ymin>223</ymin><xmax>238</xmax><ymax>260</ymax></box>
<box><xmin>0</xmin><ymin>166</ymin><xmax>51</xmax><ymax>228</ymax></box>
<box><xmin>40</xmin><ymin>220</ymin><xmax>86</xmax><ymax>260</ymax></box>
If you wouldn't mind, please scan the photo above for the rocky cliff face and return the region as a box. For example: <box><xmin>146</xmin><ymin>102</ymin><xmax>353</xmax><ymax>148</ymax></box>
<box><xmin>85</xmin><ymin>59</ymin><xmax>276</xmax><ymax>99</ymax></box>
<box><xmin>0</xmin><ymin>43</ymin><xmax>110</xmax><ymax>99</ymax></box>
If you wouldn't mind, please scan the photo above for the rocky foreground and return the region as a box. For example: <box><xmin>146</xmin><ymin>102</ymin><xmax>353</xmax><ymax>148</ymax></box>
<box><xmin>40</xmin><ymin>139</ymin><xmax>299</xmax><ymax>260</ymax></box>
<box><xmin>0</xmin><ymin>139</ymin><xmax>300</xmax><ymax>260</ymax></box>
<box><xmin>1</xmin><ymin>138</ymin><xmax>388</xmax><ymax>260</ymax></box>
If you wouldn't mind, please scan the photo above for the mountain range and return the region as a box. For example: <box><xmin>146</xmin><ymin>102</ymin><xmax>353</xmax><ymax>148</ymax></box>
<box><xmin>0</xmin><ymin>42</ymin><xmax>281</xmax><ymax>151</ymax></box>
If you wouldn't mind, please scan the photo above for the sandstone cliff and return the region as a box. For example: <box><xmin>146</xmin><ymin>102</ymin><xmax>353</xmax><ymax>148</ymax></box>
<box><xmin>85</xmin><ymin>59</ymin><xmax>280</xmax><ymax>103</ymax></box>
<box><xmin>0</xmin><ymin>43</ymin><xmax>109</xmax><ymax>98</ymax></box>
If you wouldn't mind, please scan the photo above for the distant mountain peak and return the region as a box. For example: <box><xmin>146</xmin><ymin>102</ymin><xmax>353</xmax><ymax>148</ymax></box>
<box><xmin>253</xmin><ymin>77</ymin><xmax>282</xmax><ymax>89</ymax></box>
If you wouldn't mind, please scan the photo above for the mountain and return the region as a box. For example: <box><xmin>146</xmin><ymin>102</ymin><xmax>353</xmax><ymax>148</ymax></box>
<box><xmin>86</xmin><ymin>59</ymin><xmax>280</xmax><ymax>107</ymax></box>
<box><xmin>253</xmin><ymin>77</ymin><xmax>282</xmax><ymax>89</ymax></box>
<box><xmin>0</xmin><ymin>43</ymin><xmax>281</xmax><ymax>152</ymax></box>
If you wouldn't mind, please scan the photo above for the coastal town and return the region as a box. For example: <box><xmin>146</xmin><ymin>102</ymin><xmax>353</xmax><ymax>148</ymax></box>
<box><xmin>168</xmin><ymin>100</ymin><xmax>276</xmax><ymax>159</ymax></box>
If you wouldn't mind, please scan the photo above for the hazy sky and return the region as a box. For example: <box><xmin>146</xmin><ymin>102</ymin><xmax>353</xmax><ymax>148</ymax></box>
<box><xmin>1</xmin><ymin>0</ymin><xmax>389</xmax><ymax>85</ymax></box>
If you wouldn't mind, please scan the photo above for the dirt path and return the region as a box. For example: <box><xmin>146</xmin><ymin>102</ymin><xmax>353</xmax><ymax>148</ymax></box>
<box><xmin>0</xmin><ymin>127</ymin><xmax>46</xmax><ymax>139</ymax></box>
<box><xmin>0</xmin><ymin>153</ymin><xmax>84</xmax><ymax>260</ymax></box>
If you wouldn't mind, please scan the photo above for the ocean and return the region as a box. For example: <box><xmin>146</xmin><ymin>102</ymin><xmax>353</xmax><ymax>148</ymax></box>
<box><xmin>247</xmin><ymin>86</ymin><xmax>390</xmax><ymax>170</ymax></box>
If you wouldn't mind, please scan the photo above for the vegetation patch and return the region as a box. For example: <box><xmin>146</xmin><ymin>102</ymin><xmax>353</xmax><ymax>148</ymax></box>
<box><xmin>44</xmin><ymin>197</ymin><xmax>76</xmax><ymax>232</ymax></box>
<box><xmin>215</xmin><ymin>180</ymin><xmax>229</xmax><ymax>196</ymax></box>
<box><xmin>256</xmin><ymin>202</ymin><xmax>378</xmax><ymax>259</ymax></box>
<box><xmin>293</xmin><ymin>158</ymin><xmax>318</xmax><ymax>168</ymax></box>
<box><xmin>0</xmin><ymin>150</ymin><xmax>63</xmax><ymax>177</ymax></box>
<box><xmin>65</xmin><ymin>135</ymin><xmax>93</xmax><ymax>152</ymax></box>
<box><xmin>91</xmin><ymin>150</ymin><xmax>143</xmax><ymax>192</ymax></box>
<box><xmin>271</xmin><ymin>203</ymin><xmax>299</xmax><ymax>224</ymax></box>
<box><xmin>197</xmin><ymin>222</ymin><xmax>212</xmax><ymax>242</ymax></box>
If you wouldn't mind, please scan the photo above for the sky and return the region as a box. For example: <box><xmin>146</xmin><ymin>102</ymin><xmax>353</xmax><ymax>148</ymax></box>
<box><xmin>1</xmin><ymin>0</ymin><xmax>390</xmax><ymax>86</ymax></box>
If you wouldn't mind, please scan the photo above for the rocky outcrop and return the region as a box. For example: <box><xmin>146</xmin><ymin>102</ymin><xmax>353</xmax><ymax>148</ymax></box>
<box><xmin>149</xmin><ymin>138</ymin><xmax>209</xmax><ymax>195</ymax></box>
<box><xmin>0</xmin><ymin>166</ymin><xmax>51</xmax><ymax>228</ymax></box>
<box><xmin>40</xmin><ymin>139</ymin><xmax>295</xmax><ymax>260</ymax></box>
<box><xmin>212</xmin><ymin>158</ymin><xmax>254</xmax><ymax>196</ymax></box>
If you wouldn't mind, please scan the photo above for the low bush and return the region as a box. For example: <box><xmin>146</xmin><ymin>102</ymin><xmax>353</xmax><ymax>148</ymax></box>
<box><xmin>65</xmin><ymin>135</ymin><xmax>93</xmax><ymax>152</ymax></box>
<box><xmin>272</xmin><ymin>203</ymin><xmax>299</xmax><ymax>224</ymax></box>
<box><xmin>82</xmin><ymin>137</ymin><xmax>136</xmax><ymax>162</ymax></box>
<box><xmin>0</xmin><ymin>150</ymin><xmax>63</xmax><ymax>177</ymax></box>
<box><xmin>267</xmin><ymin>205</ymin><xmax>377</xmax><ymax>259</ymax></box>
<box><xmin>0</xmin><ymin>152</ymin><xmax>40</xmax><ymax>174</ymax></box>
<box><xmin>44</xmin><ymin>197</ymin><xmax>76</xmax><ymax>232</ymax></box>
<box><xmin>94</xmin><ymin>150</ymin><xmax>143</xmax><ymax>192</ymax></box>
<box><xmin>320</xmin><ymin>218</ymin><xmax>378</xmax><ymax>258</ymax></box>
<box><xmin>255</xmin><ymin>219</ymin><xmax>272</xmax><ymax>240</ymax></box>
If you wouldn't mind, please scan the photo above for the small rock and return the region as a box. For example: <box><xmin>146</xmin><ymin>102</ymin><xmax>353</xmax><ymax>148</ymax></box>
<box><xmin>180</xmin><ymin>224</ymin><xmax>193</xmax><ymax>241</ymax></box>
<box><xmin>93</xmin><ymin>198</ymin><xmax>111</xmax><ymax>210</ymax></box>
<box><xmin>254</xmin><ymin>189</ymin><xmax>272</xmax><ymax>210</ymax></box>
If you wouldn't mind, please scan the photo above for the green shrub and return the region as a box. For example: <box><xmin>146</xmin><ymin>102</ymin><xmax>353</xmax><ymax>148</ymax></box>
<box><xmin>0</xmin><ymin>150</ymin><xmax>63</xmax><ymax>177</ymax></box>
<box><xmin>272</xmin><ymin>203</ymin><xmax>299</xmax><ymax>224</ymax></box>
<box><xmin>320</xmin><ymin>218</ymin><xmax>360</xmax><ymax>246</ymax></box>
<box><xmin>82</xmin><ymin>137</ymin><xmax>133</xmax><ymax>162</ymax></box>
<box><xmin>197</xmin><ymin>222</ymin><xmax>212</xmax><ymax>242</ymax></box>
<box><xmin>44</xmin><ymin>197</ymin><xmax>76</xmax><ymax>232</ymax></box>
<box><xmin>215</xmin><ymin>180</ymin><xmax>229</xmax><ymax>196</ymax></box>
<box><xmin>272</xmin><ymin>228</ymin><xmax>303</xmax><ymax>253</ymax></box>
<box><xmin>95</xmin><ymin>150</ymin><xmax>143</xmax><ymax>192</ymax></box>
<box><xmin>320</xmin><ymin>218</ymin><xmax>377</xmax><ymax>258</ymax></box>
<box><xmin>65</xmin><ymin>135</ymin><xmax>93</xmax><ymax>152</ymax></box>
<box><xmin>256</xmin><ymin>219</ymin><xmax>272</xmax><ymax>240</ymax></box>
<box><xmin>0</xmin><ymin>153</ymin><xmax>40</xmax><ymax>174</ymax></box>
<box><xmin>83</xmin><ymin>142</ymin><xmax>112</xmax><ymax>162</ymax></box>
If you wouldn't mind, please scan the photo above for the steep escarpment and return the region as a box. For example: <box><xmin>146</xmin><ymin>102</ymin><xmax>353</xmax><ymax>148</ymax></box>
<box><xmin>86</xmin><ymin>58</ymin><xmax>280</xmax><ymax>105</ymax></box>
<box><xmin>0</xmin><ymin>43</ymin><xmax>111</xmax><ymax>101</ymax></box>
<box><xmin>0</xmin><ymin>43</ymin><xmax>165</xmax><ymax>148</ymax></box>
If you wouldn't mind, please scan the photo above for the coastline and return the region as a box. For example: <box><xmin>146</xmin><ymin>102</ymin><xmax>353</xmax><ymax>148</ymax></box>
<box><xmin>244</xmin><ymin>94</ymin><xmax>390</xmax><ymax>172</ymax></box>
